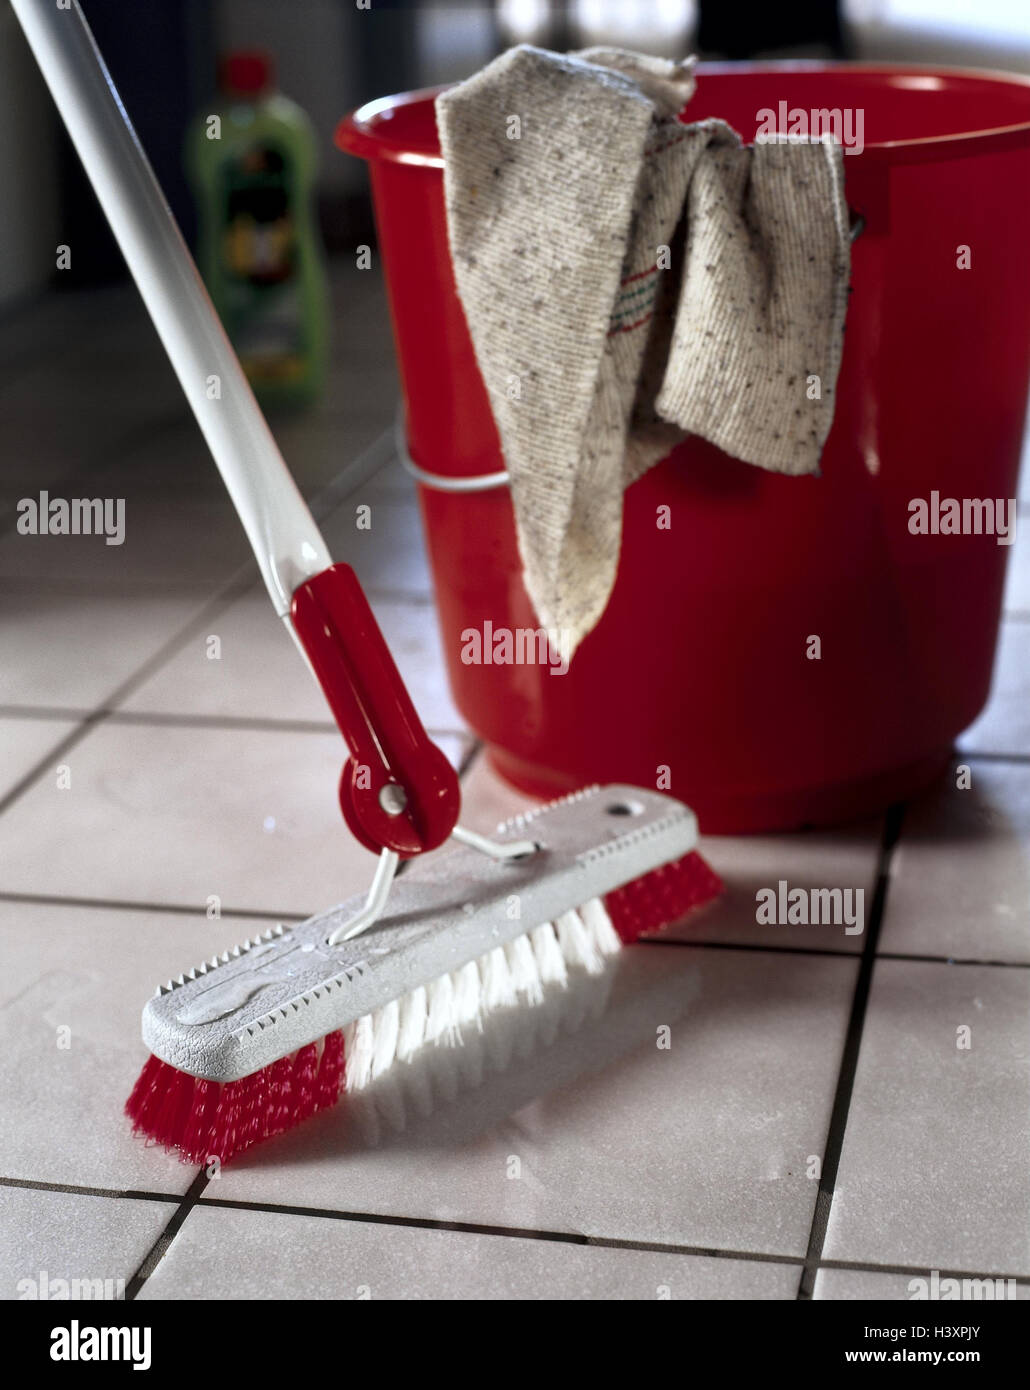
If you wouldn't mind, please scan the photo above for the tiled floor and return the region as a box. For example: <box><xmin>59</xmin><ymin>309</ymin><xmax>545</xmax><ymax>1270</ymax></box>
<box><xmin>1</xmin><ymin>268</ymin><xmax>1028</xmax><ymax>1301</ymax></box>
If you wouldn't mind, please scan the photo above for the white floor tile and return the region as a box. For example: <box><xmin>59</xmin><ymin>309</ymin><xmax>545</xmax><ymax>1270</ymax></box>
<box><xmin>0</xmin><ymin>720</ymin><xmax>466</xmax><ymax>915</ymax></box>
<box><xmin>0</xmin><ymin>900</ymin><xmax>275</xmax><ymax>1191</ymax></box>
<box><xmin>139</xmin><ymin>1204</ymin><xmax>800</xmax><ymax>1300</ymax></box>
<box><xmin>0</xmin><ymin>1187</ymin><xmax>169</xmax><ymax>1300</ymax></box>
<box><xmin>0</xmin><ymin>591</ymin><xmax>206</xmax><ymax>710</ymax></box>
<box><xmin>0</xmin><ymin>717</ymin><xmax>78</xmax><ymax>800</ymax></box>
<box><xmin>319</xmin><ymin>494</ymin><xmax>432</xmax><ymax>597</ymax></box>
<box><xmin>813</xmin><ymin>1266</ymin><xmax>1029</xmax><ymax>1300</ymax></box>
<box><xmin>882</xmin><ymin>761</ymin><xmax>1030</xmax><ymax>963</ymax></box>
<box><xmin>824</xmin><ymin>959</ymin><xmax>1030</xmax><ymax>1275</ymax></box>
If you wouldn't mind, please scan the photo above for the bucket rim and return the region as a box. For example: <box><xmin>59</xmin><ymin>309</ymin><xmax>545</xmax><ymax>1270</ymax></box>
<box><xmin>335</xmin><ymin>59</ymin><xmax>1030</xmax><ymax>169</ymax></box>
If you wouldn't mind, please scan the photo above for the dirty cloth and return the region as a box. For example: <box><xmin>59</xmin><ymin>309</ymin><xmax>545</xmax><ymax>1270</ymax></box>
<box><xmin>437</xmin><ymin>46</ymin><xmax>850</xmax><ymax>656</ymax></box>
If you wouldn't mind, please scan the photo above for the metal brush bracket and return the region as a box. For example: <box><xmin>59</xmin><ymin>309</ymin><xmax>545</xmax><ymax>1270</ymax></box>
<box><xmin>395</xmin><ymin>212</ymin><xmax>866</xmax><ymax>495</ymax></box>
<box><xmin>327</xmin><ymin>824</ymin><xmax>538</xmax><ymax>946</ymax></box>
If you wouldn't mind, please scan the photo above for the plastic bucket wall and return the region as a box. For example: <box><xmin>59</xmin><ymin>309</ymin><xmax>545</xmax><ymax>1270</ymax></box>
<box><xmin>338</xmin><ymin>65</ymin><xmax>1030</xmax><ymax>832</ymax></box>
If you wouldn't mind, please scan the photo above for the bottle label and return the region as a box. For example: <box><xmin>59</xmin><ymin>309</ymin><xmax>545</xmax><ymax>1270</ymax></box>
<box><xmin>219</xmin><ymin>141</ymin><xmax>306</xmax><ymax>383</ymax></box>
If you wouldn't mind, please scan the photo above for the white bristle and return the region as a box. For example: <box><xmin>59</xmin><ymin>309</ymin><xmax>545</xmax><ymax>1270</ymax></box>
<box><xmin>342</xmin><ymin>898</ymin><xmax>628</xmax><ymax>1100</ymax></box>
<box><xmin>580</xmin><ymin>897</ymin><xmax>622</xmax><ymax>958</ymax></box>
<box><xmin>370</xmin><ymin>998</ymin><xmax>400</xmax><ymax>1081</ymax></box>
<box><xmin>344</xmin><ymin>1012</ymin><xmax>376</xmax><ymax>1091</ymax></box>
<box><xmin>531</xmin><ymin>921</ymin><xmax>568</xmax><ymax>989</ymax></box>
<box><xmin>451</xmin><ymin>959</ymin><xmax>486</xmax><ymax>1086</ymax></box>
<box><xmin>452</xmin><ymin>959</ymin><xmax>483</xmax><ymax>1034</ymax></box>
<box><xmin>425</xmin><ymin>972</ymin><xmax>456</xmax><ymax>1046</ymax></box>
<box><xmin>481</xmin><ymin>945</ymin><xmax>517</xmax><ymax>1012</ymax></box>
<box><xmin>397</xmin><ymin>985</ymin><xmax>428</xmax><ymax>1062</ymax></box>
<box><xmin>505</xmin><ymin>933</ymin><xmax>544</xmax><ymax>1006</ymax></box>
<box><xmin>556</xmin><ymin>907</ymin><xmax>605</xmax><ymax>976</ymax></box>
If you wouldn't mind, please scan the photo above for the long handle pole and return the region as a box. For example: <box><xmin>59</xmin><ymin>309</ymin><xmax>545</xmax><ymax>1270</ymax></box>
<box><xmin>11</xmin><ymin>0</ymin><xmax>331</xmax><ymax>615</ymax></box>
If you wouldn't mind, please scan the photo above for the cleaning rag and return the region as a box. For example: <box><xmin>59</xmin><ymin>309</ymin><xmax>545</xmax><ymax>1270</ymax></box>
<box><xmin>436</xmin><ymin>45</ymin><xmax>851</xmax><ymax>658</ymax></box>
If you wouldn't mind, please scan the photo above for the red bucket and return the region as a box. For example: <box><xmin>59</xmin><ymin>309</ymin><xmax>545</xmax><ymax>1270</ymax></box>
<box><xmin>337</xmin><ymin>64</ymin><xmax>1030</xmax><ymax>832</ymax></box>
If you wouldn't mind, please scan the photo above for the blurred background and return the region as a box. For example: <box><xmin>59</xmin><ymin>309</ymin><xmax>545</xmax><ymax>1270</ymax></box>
<box><xmin>3</xmin><ymin>0</ymin><xmax>1030</xmax><ymax>310</ymax></box>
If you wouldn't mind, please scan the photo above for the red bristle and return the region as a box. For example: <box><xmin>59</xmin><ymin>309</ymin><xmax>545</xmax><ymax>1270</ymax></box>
<box><xmin>235</xmin><ymin>1061</ymin><xmax>270</xmax><ymax>1155</ymax></box>
<box><xmin>157</xmin><ymin>1071</ymin><xmax>197</xmax><ymax>1151</ymax></box>
<box><xmin>290</xmin><ymin>1042</ymin><xmax>320</xmax><ymax>1128</ymax></box>
<box><xmin>179</xmin><ymin>1078</ymin><xmax>218</xmax><ymax>1164</ymax></box>
<box><xmin>125</xmin><ymin>1034</ymin><xmax>351</xmax><ymax>1168</ymax></box>
<box><xmin>604</xmin><ymin>849</ymin><xmax>722</xmax><ymax>944</ymax></box>
<box><xmin>208</xmin><ymin>1077</ymin><xmax>248</xmax><ymax>1163</ymax></box>
<box><xmin>128</xmin><ymin>1057</ymin><xmax>194</xmax><ymax>1151</ymax></box>
<box><xmin>124</xmin><ymin>1053</ymin><xmax>165</xmax><ymax>1133</ymax></box>
<box><xmin>314</xmin><ymin>1030</ymin><xmax>346</xmax><ymax>1113</ymax></box>
<box><xmin>265</xmin><ymin>1056</ymin><xmax>297</xmax><ymax>1140</ymax></box>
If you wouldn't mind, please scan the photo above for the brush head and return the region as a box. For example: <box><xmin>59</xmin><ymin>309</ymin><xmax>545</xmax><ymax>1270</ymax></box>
<box><xmin>126</xmin><ymin>786</ymin><xmax>722</xmax><ymax>1165</ymax></box>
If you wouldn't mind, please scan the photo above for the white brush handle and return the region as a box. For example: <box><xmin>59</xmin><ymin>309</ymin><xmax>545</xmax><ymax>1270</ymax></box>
<box><xmin>12</xmin><ymin>0</ymin><xmax>332</xmax><ymax>615</ymax></box>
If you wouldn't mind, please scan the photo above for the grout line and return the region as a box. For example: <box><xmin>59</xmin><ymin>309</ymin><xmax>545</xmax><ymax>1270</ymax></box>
<box><xmin>123</xmin><ymin>1168</ymin><xmax>210</xmax><ymax>1301</ymax></box>
<box><xmin>642</xmin><ymin>937</ymin><xmax>858</xmax><ymax>960</ymax></box>
<box><xmin>0</xmin><ymin>715</ymin><xmax>103</xmax><ymax>820</ymax></box>
<box><xmin>648</xmin><ymin>937</ymin><xmax>1030</xmax><ymax>969</ymax></box>
<box><xmin>796</xmin><ymin>801</ymin><xmax>907</xmax><ymax>1301</ymax></box>
<box><xmin>813</xmin><ymin>1256</ymin><xmax>1030</xmax><ymax>1284</ymax></box>
<box><xmin>583</xmin><ymin>1238</ymin><xmax>797</xmax><ymax>1265</ymax></box>
<box><xmin>0</xmin><ymin>713</ymin><xmax>466</xmax><ymax>744</ymax></box>
<box><xmin>0</xmin><ymin>1175</ymin><xmax>181</xmax><ymax>1204</ymax></box>
<box><xmin>193</xmin><ymin>1195</ymin><xmax>805</xmax><ymax>1263</ymax></box>
<box><xmin>6</xmin><ymin>1173</ymin><xmax>1028</xmax><ymax>1284</ymax></box>
<box><xmin>306</xmin><ymin>427</ymin><xmax>398</xmax><ymax>522</ymax></box>
<box><xmin>0</xmin><ymin>704</ymin><xmax>104</xmax><ymax>721</ymax></box>
<box><xmin>876</xmin><ymin>949</ymin><xmax>1030</xmax><ymax>969</ymax></box>
<box><xmin>457</xmin><ymin>738</ymin><xmax>484</xmax><ymax>781</ymax></box>
<box><xmin>96</xmin><ymin>709</ymin><xmax>468</xmax><ymax>742</ymax></box>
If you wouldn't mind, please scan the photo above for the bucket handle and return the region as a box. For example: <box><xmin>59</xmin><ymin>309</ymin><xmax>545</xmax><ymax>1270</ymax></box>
<box><xmin>400</xmin><ymin>211</ymin><xmax>866</xmax><ymax>495</ymax></box>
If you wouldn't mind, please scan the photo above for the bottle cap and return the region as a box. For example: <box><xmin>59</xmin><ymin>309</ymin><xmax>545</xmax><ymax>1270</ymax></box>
<box><xmin>220</xmin><ymin>51</ymin><xmax>274</xmax><ymax>97</ymax></box>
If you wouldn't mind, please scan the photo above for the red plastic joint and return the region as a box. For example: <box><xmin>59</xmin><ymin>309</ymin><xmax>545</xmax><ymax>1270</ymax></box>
<box><xmin>290</xmin><ymin>563</ymin><xmax>460</xmax><ymax>857</ymax></box>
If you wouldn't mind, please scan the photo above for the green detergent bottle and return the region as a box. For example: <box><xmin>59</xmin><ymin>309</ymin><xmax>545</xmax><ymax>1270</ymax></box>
<box><xmin>187</xmin><ymin>51</ymin><xmax>328</xmax><ymax>407</ymax></box>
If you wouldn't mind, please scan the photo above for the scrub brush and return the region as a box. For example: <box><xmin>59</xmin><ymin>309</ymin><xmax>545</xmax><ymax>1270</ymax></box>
<box><xmin>127</xmin><ymin>788</ymin><xmax>720</xmax><ymax>1164</ymax></box>
<box><xmin>16</xmin><ymin>0</ymin><xmax>723</xmax><ymax>1167</ymax></box>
